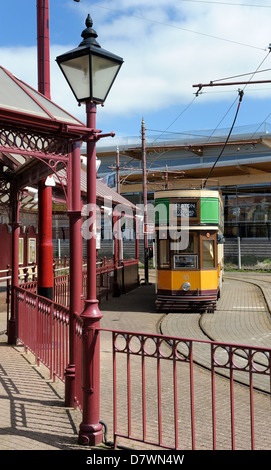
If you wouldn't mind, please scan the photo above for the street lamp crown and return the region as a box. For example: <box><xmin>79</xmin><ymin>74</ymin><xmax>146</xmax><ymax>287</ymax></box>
<box><xmin>79</xmin><ymin>14</ymin><xmax>100</xmax><ymax>48</ymax></box>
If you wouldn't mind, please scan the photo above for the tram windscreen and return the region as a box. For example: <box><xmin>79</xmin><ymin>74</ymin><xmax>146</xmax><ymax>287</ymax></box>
<box><xmin>173</xmin><ymin>255</ymin><xmax>198</xmax><ymax>268</ymax></box>
<box><xmin>202</xmin><ymin>239</ymin><xmax>215</xmax><ymax>267</ymax></box>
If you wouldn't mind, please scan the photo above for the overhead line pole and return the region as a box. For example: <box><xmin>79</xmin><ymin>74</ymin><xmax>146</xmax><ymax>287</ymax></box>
<box><xmin>193</xmin><ymin>79</ymin><xmax>271</xmax><ymax>95</ymax></box>
<box><xmin>141</xmin><ymin>118</ymin><xmax>149</xmax><ymax>285</ymax></box>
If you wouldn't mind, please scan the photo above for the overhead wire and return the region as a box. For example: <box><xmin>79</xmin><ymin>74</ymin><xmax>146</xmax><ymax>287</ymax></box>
<box><xmin>202</xmin><ymin>47</ymin><xmax>271</xmax><ymax>185</ymax></box>
<box><xmin>144</xmin><ymin>47</ymin><xmax>271</xmax><ymax>178</ymax></box>
<box><xmin>211</xmin><ymin>67</ymin><xmax>271</xmax><ymax>84</ymax></box>
<box><xmin>203</xmin><ymin>89</ymin><xmax>244</xmax><ymax>187</ymax></box>
<box><xmin>140</xmin><ymin>95</ymin><xmax>200</xmax><ymax>179</ymax></box>
<box><xmin>92</xmin><ymin>2</ymin><xmax>265</xmax><ymax>51</ymax></box>
<box><xmin>180</xmin><ymin>0</ymin><xmax>271</xmax><ymax>8</ymax></box>
<box><xmin>149</xmin><ymin>96</ymin><xmax>197</xmax><ymax>144</ymax></box>
<box><xmin>146</xmin><ymin>50</ymin><xmax>271</xmax><ymax>147</ymax></box>
<box><xmin>93</xmin><ymin>2</ymin><xmax>271</xmax><ymax>180</ymax></box>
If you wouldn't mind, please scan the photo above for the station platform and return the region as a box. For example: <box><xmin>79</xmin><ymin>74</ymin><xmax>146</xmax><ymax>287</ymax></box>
<box><xmin>0</xmin><ymin>271</ymin><xmax>271</xmax><ymax>451</ymax></box>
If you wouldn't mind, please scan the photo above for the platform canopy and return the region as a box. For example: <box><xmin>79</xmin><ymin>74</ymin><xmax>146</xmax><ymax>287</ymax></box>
<box><xmin>0</xmin><ymin>66</ymin><xmax>89</xmax><ymax>214</ymax></box>
<box><xmin>0</xmin><ymin>66</ymin><xmax>136</xmax><ymax>218</ymax></box>
<box><xmin>0</xmin><ymin>66</ymin><xmax>83</xmax><ymax>126</ymax></box>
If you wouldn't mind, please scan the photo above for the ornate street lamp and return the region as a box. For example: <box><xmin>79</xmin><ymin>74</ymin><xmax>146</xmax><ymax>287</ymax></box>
<box><xmin>56</xmin><ymin>14</ymin><xmax>123</xmax><ymax>105</ymax></box>
<box><xmin>56</xmin><ymin>14</ymin><xmax>123</xmax><ymax>446</ymax></box>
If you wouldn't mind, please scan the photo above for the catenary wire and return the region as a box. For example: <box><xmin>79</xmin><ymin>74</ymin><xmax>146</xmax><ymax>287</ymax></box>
<box><xmin>203</xmin><ymin>89</ymin><xmax>244</xmax><ymax>186</ymax></box>
<box><xmin>149</xmin><ymin>96</ymin><xmax>198</xmax><ymax>144</ymax></box>
<box><xmin>92</xmin><ymin>2</ymin><xmax>265</xmax><ymax>50</ymax></box>
<box><xmin>180</xmin><ymin>0</ymin><xmax>271</xmax><ymax>8</ymax></box>
<box><xmin>196</xmin><ymin>48</ymin><xmax>271</xmax><ymax>144</ymax></box>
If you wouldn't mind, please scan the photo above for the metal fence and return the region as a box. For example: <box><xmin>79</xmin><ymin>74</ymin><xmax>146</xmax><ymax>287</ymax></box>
<box><xmin>15</xmin><ymin>286</ymin><xmax>69</xmax><ymax>382</ymax></box>
<box><xmin>11</xmin><ymin>282</ymin><xmax>271</xmax><ymax>450</ymax></box>
<box><xmin>99</xmin><ymin>329</ymin><xmax>271</xmax><ymax>450</ymax></box>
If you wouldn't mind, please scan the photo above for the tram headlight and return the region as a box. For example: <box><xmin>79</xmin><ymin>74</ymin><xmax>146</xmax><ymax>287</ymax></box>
<box><xmin>182</xmin><ymin>282</ymin><xmax>191</xmax><ymax>291</ymax></box>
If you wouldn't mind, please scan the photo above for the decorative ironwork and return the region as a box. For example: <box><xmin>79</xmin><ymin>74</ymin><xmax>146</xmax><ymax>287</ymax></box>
<box><xmin>0</xmin><ymin>124</ymin><xmax>71</xmax><ymax>207</ymax></box>
<box><xmin>0</xmin><ymin>126</ymin><xmax>69</xmax><ymax>156</ymax></box>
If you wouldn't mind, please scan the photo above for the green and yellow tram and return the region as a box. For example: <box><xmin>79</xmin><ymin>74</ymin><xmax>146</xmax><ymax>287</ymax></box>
<box><xmin>154</xmin><ymin>187</ymin><xmax>224</xmax><ymax>312</ymax></box>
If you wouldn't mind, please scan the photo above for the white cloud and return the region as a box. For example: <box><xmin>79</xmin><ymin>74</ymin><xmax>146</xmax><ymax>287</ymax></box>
<box><xmin>1</xmin><ymin>0</ymin><xmax>271</xmax><ymax>128</ymax></box>
<box><xmin>0</xmin><ymin>47</ymin><xmax>37</xmax><ymax>87</ymax></box>
<box><xmin>89</xmin><ymin>1</ymin><xmax>271</xmax><ymax>115</ymax></box>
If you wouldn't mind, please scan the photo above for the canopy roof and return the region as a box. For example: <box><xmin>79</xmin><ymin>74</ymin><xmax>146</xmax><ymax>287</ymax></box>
<box><xmin>0</xmin><ymin>66</ymin><xmax>84</xmax><ymax>127</ymax></box>
<box><xmin>0</xmin><ymin>66</ymin><xmax>136</xmax><ymax>216</ymax></box>
<box><xmin>0</xmin><ymin>66</ymin><xmax>87</xmax><ymax>212</ymax></box>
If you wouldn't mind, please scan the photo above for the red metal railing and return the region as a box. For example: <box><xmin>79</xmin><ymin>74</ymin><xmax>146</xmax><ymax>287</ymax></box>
<box><xmin>83</xmin><ymin>258</ymin><xmax>115</xmax><ymax>302</ymax></box>
<box><xmin>12</xmin><ymin>257</ymin><xmax>138</xmax><ymax>309</ymax></box>
<box><xmin>54</xmin><ymin>273</ymin><xmax>69</xmax><ymax>307</ymax></box>
<box><xmin>15</xmin><ymin>286</ymin><xmax>69</xmax><ymax>382</ymax></box>
<box><xmin>12</xmin><ymin>286</ymin><xmax>271</xmax><ymax>450</ymax></box>
<box><xmin>17</xmin><ymin>259</ymin><xmax>116</xmax><ymax>308</ymax></box>
<box><xmin>13</xmin><ymin>275</ymin><xmax>271</xmax><ymax>450</ymax></box>
<box><xmin>100</xmin><ymin>329</ymin><xmax>271</xmax><ymax>451</ymax></box>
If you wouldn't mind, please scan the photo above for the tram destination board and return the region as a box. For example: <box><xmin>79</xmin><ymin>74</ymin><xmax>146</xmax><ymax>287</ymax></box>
<box><xmin>174</xmin><ymin>202</ymin><xmax>197</xmax><ymax>218</ymax></box>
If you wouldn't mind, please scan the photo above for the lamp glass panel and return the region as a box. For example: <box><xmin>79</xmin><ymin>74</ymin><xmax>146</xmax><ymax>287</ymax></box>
<box><xmin>91</xmin><ymin>55</ymin><xmax>120</xmax><ymax>101</ymax></box>
<box><xmin>60</xmin><ymin>55</ymin><xmax>90</xmax><ymax>101</ymax></box>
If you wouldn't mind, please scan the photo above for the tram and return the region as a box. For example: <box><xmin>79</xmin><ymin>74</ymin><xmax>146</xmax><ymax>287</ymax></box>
<box><xmin>154</xmin><ymin>186</ymin><xmax>224</xmax><ymax>312</ymax></box>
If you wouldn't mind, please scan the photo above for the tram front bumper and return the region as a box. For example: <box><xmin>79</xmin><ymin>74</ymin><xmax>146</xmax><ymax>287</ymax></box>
<box><xmin>155</xmin><ymin>292</ymin><xmax>217</xmax><ymax>312</ymax></box>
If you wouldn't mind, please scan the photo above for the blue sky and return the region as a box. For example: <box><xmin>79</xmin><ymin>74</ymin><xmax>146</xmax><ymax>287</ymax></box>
<box><xmin>2</xmin><ymin>0</ymin><xmax>271</xmax><ymax>146</ymax></box>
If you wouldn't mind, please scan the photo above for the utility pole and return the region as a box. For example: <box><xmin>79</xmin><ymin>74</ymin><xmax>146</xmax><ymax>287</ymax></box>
<box><xmin>141</xmin><ymin>118</ymin><xmax>149</xmax><ymax>284</ymax></box>
<box><xmin>116</xmin><ymin>146</ymin><xmax>120</xmax><ymax>194</ymax></box>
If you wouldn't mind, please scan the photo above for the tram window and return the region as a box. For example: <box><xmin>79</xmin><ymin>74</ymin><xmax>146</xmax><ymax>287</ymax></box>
<box><xmin>202</xmin><ymin>239</ymin><xmax>215</xmax><ymax>268</ymax></box>
<box><xmin>159</xmin><ymin>239</ymin><xmax>169</xmax><ymax>268</ymax></box>
<box><xmin>174</xmin><ymin>254</ymin><xmax>198</xmax><ymax>269</ymax></box>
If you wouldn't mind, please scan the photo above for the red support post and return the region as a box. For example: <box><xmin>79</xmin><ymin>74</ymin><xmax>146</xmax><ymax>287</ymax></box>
<box><xmin>78</xmin><ymin>102</ymin><xmax>103</xmax><ymax>446</ymax></box>
<box><xmin>8</xmin><ymin>191</ymin><xmax>20</xmax><ymax>344</ymax></box>
<box><xmin>37</xmin><ymin>0</ymin><xmax>51</xmax><ymax>99</ymax></box>
<box><xmin>38</xmin><ymin>178</ymin><xmax>53</xmax><ymax>299</ymax></box>
<box><xmin>65</xmin><ymin>141</ymin><xmax>83</xmax><ymax>407</ymax></box>
<box><xmin>37</xmin><ymin>0</ymin><xmax>53</xmax><ymax>300</ymax></box>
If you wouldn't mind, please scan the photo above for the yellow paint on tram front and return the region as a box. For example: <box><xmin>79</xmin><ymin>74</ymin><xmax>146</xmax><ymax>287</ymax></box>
<box><xmin>157</xmin><ymin>269</ymin><xmax>218</xmax><ymax>292</ymax></box>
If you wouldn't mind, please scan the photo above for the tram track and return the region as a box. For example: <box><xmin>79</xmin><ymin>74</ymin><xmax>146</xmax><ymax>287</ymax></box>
<box><xmin>161</xmin><ymin>275</ymin><xmax>271</xmax><ymax>394</ymax></box>
<box><xmin>200</xmin><ymin>275</ymin><xmax>271</xmax><ymax>347</ymax></box>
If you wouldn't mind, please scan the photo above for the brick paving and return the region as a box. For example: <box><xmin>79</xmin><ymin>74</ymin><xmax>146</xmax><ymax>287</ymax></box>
<box><xmin>1</xmin><ymin>271</ymin><xmax>271</xmax><ymax>450</ymax></box>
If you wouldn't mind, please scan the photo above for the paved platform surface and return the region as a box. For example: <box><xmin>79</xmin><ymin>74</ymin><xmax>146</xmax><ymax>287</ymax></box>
<box><xmin>1</xmin><ymin>271</ymin><xmax>271</xmax><ymax>451</ymax></box>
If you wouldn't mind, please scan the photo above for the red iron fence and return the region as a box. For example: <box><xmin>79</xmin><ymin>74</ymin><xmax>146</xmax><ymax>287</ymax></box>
<box><xmin>11</xmin><ymin>275</ymin><xmax>271</xmax><ymax>450</ymax></box>
<box><xmin>99</xmin><ymin>329</ymin><xmax>271</xmax><ymax>450</ymax></box>
<box><xmin>15</xmin><ymin>286</ymin><xmax>69</xmax><ymax>382</ymax></box>
<box><xmin>14</xmin><ymin>258</ymin><xmax>138</xmax><ymax>308</ymax></box>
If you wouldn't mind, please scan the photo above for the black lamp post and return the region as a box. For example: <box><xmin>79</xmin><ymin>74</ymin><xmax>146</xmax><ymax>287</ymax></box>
<box><xmin>56</xmin><ymin>14</ymin><xmax>123</xmax><ymax>446</ymax></box>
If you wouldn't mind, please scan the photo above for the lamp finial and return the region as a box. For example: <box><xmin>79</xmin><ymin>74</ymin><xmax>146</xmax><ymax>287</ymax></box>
<box><xmin>80</xmin><ymin>14</ymin><xmax>100</xmax><ymax>47</ymax></box>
